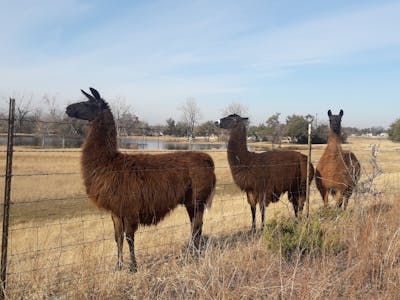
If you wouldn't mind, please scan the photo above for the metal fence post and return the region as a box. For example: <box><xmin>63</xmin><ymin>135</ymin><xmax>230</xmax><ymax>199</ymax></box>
<box><xmin>1</xmin><ymin>98</ymin><xmax>15</xmax><ymax>299</ymax></box>
<box><xmin>306</xmin><ymin>123</ymin><xmax>312</xmax><ymax>218</ymax></box>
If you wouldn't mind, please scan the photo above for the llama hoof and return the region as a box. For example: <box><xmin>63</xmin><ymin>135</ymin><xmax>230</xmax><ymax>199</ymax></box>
<box><xmin>129</xmin><ymin>264</ymin><xmax>138</xmax><ymax>273</ymax></box>
<box><xmin>114</xmin><ymin>262</ymin><xmax>123</xmax><ymax>271</ymax></box>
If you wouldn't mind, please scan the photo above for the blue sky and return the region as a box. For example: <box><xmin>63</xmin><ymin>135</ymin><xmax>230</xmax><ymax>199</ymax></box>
<box><xmin>1</xmin><ymin>0</ymin><xmax>400</xmax><ymax>128</ymax></box>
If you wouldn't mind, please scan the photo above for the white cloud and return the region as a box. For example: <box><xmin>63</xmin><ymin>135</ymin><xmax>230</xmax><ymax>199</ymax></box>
<box><xmin>242</xmin><ymin>2</ymin><xmax>400</xmax><ymax>70</ymax></box>
<box><xmin>1</xmin><ymin>1</ymin><xmax>399</xmax><ymax>127</ymax></box>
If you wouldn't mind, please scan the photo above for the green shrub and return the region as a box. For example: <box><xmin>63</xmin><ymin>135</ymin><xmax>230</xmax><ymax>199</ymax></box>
<box><xmin>264</xmin><ymin>213</ymin><xmax>344</xmax><ymax>261</ymax></box>
<box><xmin>388</xmin><ymin>118</ymin><xmax>400</xmax><ymax>142</ymax></box>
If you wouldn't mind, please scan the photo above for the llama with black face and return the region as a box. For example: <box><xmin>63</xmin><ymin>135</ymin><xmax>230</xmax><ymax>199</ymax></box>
<box><xmin>315</xmin><ymin>109</ymin><xmax>360</xmax><ymax>209</ymax></box>
<box><xmin>66</xmin><ymin>88</ymin><xmax>216</xmax><ymax>272</ymax></box>
<box><xmin>217</xmin><ymin>114</ymin><xmax>314</xmax><ymax>232</ymax></box>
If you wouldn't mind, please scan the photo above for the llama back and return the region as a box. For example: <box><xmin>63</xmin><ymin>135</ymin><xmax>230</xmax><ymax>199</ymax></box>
<box><xmin>184</xmin><ymin>151</ymin><xmax>216</xmax><ymax>208</ymax></box>
<box><xmin>234</xmin><ymin>150</ymin><xmax>307</xmax><ymax>198</ymax></box>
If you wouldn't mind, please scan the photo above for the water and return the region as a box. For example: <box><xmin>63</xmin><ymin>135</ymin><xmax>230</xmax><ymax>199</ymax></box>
<box><xmin>120</xmin><ymin>137</ymin><xmax>226</xmax><ymax>151</ymax></box>
<box><xmin>0</xmin><ymin>135</ymin><xmax>83</xmax><ymax>148</ymax></box>
<box><xmin>0</xmin><ymin>135</ymin><xmax>226</xmax><ymax>151</ymax></box>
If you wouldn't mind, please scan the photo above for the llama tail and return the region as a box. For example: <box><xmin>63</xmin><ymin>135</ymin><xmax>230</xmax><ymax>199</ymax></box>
<box><xmin>206</xmin><ymin>188</ymin><xmax>215</xmax><ymax>210</ymax></box>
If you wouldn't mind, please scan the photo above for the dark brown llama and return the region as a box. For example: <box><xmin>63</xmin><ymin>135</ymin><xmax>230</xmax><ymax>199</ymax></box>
<box><xmin>315</xmin><ymin>109</ymin><xmax>361</xmax><ymax>209</ymax></box>
<box><xmin>217</xmin><ymin>114</ymin><xmax>314</xmax><ymax>232</ymax></box>
<box><xmin>66</xmin><ymin>88</ymin><xmax>216</xmax><ymax>272</ymax></box>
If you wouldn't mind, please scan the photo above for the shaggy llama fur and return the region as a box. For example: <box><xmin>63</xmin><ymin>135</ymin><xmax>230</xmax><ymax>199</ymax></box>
<box><xmin>217</xmin><ymin>114</ymin><xmax>314</xmax><ymax>232</ymax></box>
<box><xmin>315</xmin><ymin>109</ymin><xmax>360</xmax><ymax>209</ymax></box>
<box><xmin>66</xmin><ymin>88</ymin><xmax>216</xmax><ymax>272</ymax></box>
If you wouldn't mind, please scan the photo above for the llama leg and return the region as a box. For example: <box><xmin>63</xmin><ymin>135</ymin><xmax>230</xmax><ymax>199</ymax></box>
<box><xmin>323</xmin><ymin>190</ymin><xmax>329</xmax><ymax>207</ymax></box>
<box><xmin>290</xmin><ymin>194</ymin><xmax>300</xmax><ymax>217</ymax></box>
<box><xmin>260</xmin><ymin>201</ymin><xmax>266</xmax><ymax>231</ymax></box>
<box><xmin>246</xmin><ymin>191</ymin><xmax>257</xmax><ymax>233</ymax></box>
<box><xmin>185</xmin><ymin>203</ymin><xmax>204</xmax><ymax>249</ymax></box>
<box><xmin>298</xmin><ymin>195</ymin><xmax>306</xmax><ymax>215</ymax></box>
<box><xmin>336</xmin><ymin>191</ymin><xmax>344</xmax><ymax>209</ymax></box>
<box><xmin>192</xmin><ymin>204</ymin><xmax>205</xmax><ymax>249</ymax></box>
<box><xmin>296</xmin><ymin>188</ymin><xmax>307</xmax><ymax>216</ymax></box>
<box><xmin>250</xmin><ymin>205</ymin><xmax>256</xmax><ymax>233</ymax></box>
<box><xmin>111</xmin><ymin>213</ymin><xmax>124</xmax><ymax>270</ymax></box>
<box><xmin>343</xmin><ymin>188</ymin><xmax>353</xmax><ymax>210</ymax></box>
<box><xmin>125</xmin><ymin>220</ymin><xmax>138</xmax><ymax>272</ymax></box>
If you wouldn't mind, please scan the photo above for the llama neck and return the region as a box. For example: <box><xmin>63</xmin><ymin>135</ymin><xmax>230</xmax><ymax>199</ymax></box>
<box><xmin>227</xmin><ymin>123</ymin><xmax>249</xmax><ymax>166</ymax></box>
<box><xmin>82</xmin><ymin>110</ymin><xmax>118</xmax><ymax>164</ymax></box>
<box><xmin>326</xmin><ymin>131</ymin><xmax>343</xmax><ymax>154</ymax></box>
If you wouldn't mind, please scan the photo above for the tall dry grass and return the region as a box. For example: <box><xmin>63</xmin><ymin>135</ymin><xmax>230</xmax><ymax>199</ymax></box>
<box><xmin>0</xmin><ymin>137</ymin><xmax>399</xmax><ymax>298</ymax></box>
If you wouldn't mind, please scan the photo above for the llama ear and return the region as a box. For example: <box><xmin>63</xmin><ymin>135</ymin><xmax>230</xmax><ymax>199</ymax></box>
<box><xmin>339</xmin><ymin>109</ymin><xmax>344</xmax><ymax>117</ymax></box>
<box><xmin>89</xmin><ymin>88</ymin><xmax>101</xmax><ymax>100</ymax></box>
<box><xmin>81</xmin><ymin>89</ymin><xmax>95</xmax><ymax>102</ymax></box>
<box><xmin>327</xmin><ymin>110</ymin><xmax>332</xmax><ymax>117</ymax></box>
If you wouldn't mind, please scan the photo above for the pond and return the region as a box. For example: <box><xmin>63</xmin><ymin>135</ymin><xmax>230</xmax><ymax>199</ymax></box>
<box><xmin>0</xmin><ymin>135</ymin><xmax>227</xmax><ymax>151</ymax></box>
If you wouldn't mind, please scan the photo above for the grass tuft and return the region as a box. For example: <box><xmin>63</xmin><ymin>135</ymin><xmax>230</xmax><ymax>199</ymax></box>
<box><xmin>264</xmin><ymin>212</ymin><xmax>345</xmax><ymax>261</ymax></box>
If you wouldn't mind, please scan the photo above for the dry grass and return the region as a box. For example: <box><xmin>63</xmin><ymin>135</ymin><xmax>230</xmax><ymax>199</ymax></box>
<box><xmin>0</xmin><ymin>137</ymin><xmax>399</xmax><ymax>299</ymax></box>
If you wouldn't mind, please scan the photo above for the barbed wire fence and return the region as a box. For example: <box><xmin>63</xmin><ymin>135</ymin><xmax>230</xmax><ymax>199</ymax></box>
<box><xmin>0</xmin><ymin>98</ymin><xmax>399</xmax><ymax>298</ymax></box>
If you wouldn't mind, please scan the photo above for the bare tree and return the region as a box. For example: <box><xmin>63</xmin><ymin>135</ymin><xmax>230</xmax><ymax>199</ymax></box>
<box><xmin>42</xmin><ymin>94</ymin><xmax>68</xmax><ymax>134</ymax></box>
<box><xmin>15</xmin><ymin>96</ymin><xmax>34</xmax><ymax>133</ymax></box>
<box><xmin>180</xmin><ymin>97</ymin><xmax>202</xmax><ymax>138</ymax></box>
<box><xmin>110</xmin><ymin>97</ymin><xmax>139</xmax><ymax>136</ymax></box>
<box><xmin>110</xmin><ymin>97</ymin><xmax>129</xmax><ymax>136</ymax></box>
<box><xmin>222</xmin><ymin>101</ymin><xmax>248</xmax><ymax>116</ymax></box>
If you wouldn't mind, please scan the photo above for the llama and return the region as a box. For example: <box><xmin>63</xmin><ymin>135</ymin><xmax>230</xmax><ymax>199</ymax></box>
<box><xmin>66</xmin><ymin>88</ymin><xmax>216</xmax><ymax>272</ymax></box>
<box><xmin>315</xmin><ymin>109</ymin><xmax>361</xmax><ymax>209</ymax></box>
<box><xmin>217</xmin><ymin>114</ymin><xmax>314</xmax><ymax>232</ymax></box>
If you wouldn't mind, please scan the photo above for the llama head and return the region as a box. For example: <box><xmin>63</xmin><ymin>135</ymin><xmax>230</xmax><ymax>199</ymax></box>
<box><xmin>66</xmin><ymin>88</ymin><xmax>109</xmax><ymax>121</ymax></box>
<box><xmin>327</xmin><ymin>109</ymin><xmax>343</xmax><ymax>134</ymax></box>
<box><xmin>216</xmin><ymin>114</ymin><xmax>249</xmax><ymax>129</ymax></box>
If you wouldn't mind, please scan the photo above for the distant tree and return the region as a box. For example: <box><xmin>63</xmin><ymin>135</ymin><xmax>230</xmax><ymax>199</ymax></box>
<box><xmin>248</xmin><ymin>124</ymin><xmax>269</xmax><ymax>141</ymax></box>
<box><xmin>344</xmin><ymin>126</ymin><xmax>361</xmax><ymax>136</ymax></box>
<box><xmin>311</xmin><ymin>124</ymin><xmax>329</xmax><ymax>144</ymax></box>
<box><xmin>222</xmin><ymin>101</ymin><xmax>249</xmax><ymax>116</ymax></box>
<box><xmin>163</xmin><ymin>118</ymin><xmax>177</xmax><ymax>136</ymax></box>
<box><xmin>180</xmin><ymin>97</ymin><xmax>201</xmax><ymax>138</ymax></box>
<box><xmin>389</xmin><ymin>118</ymin><xmax>400</xmax><ymax>142</ymax></box>
<box><xmin>41</xmin><ymin>94</ymin><xmax>71</xmax><ymax>135</ymax></box>
<box><xmin>285</xmin><ymin>114</ymin><xmax>309</xmax><ymax>144</ymax></box>
<box><xmin>365</xmin><ymin>126</ymin><xmax>385</xmax><ymax>136</ymax></box>
<box><xmin>15</xmin><ymin>96</ymin><xmax>35</xmax><ymax>133</ymax></box>
<box><xmin>111</xmin><ymin>97</ymin><xmax>139</xmax><ymax>136</ymax></box>
<box><xmin>265</xmin><ymin>113</ymin><xmax>284</xmax><ymax>147</ymax></box>
<box><xmin>0</xmin><ymin>110</ymin><xmax>7</xmax><ymax>133</ymax></box>
<box><xmin>195</xmin><ymin>121</ymin><xmax>218</xmax><ymax>137</ymax></box>
<box><xmin>175</xmin><ymin>121</ymin><xmax>189</xmax><ymax>137</ymax></box>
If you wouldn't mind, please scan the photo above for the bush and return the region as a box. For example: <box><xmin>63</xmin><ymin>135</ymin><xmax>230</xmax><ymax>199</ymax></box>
<box><xmin>264</xmin><ymin>212</ymin><xmax>344</xmax><ymax>261</ymax></box>
<box><xmin>388</xmin><ymin>118</ymin><xmax>400</xmax><ymax>142</ymax></box>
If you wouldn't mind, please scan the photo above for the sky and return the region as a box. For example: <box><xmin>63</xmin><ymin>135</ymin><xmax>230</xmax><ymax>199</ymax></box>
<box><xmin>1</xmin><ymin>0</ymin><xmax>400</xmax><ymax>128</ymax></box>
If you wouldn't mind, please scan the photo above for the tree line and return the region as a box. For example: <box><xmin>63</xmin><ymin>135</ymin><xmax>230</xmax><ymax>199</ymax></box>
<box><xmin>0</xmin><ymin>96</ymin><xmax>393</xmax><ymax>144</ymax></box>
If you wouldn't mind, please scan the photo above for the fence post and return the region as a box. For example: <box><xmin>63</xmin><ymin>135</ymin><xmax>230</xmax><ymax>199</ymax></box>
<box><xmin>306</xmin><ymin>123</ymin><xmax>312</xmax><ymax>218</ymax></box>
<box><xmin>1</xmin><ymin>98</ymin><xmax>15</xmax><ymax>300</ymax></box>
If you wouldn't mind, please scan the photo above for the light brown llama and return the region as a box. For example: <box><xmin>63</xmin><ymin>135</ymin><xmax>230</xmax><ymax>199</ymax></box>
<box><xmin>315</xmin><ymin>109</ymin><xmax>361</xmax><ymax>209</ymax></box>
<box><xmin>217</xmin><ymin>114</ymin><xmax>314</xmax><ymax>232</ymax></box>
<box><xmin>66</xmin><ymin>88</ymin><xmax>216</xmax><ymax>272</ymax></box>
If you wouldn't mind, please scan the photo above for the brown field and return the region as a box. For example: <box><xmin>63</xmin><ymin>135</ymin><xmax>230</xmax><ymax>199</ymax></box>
<box><xmin>0</xmin><ymin>136</ymin><xmax>400</xmax><ymax>299</ymax></box>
